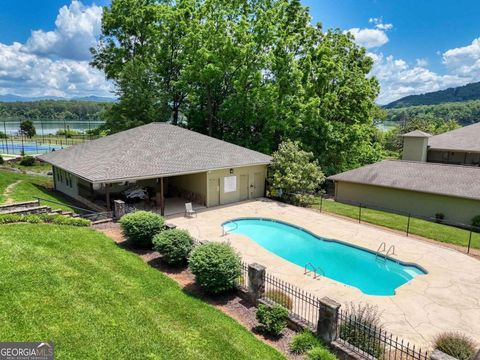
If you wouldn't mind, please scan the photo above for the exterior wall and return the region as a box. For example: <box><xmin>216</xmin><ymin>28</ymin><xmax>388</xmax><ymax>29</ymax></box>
<box><xmin>53</xmin><ymin>166</ymin><xmax>79</xmax><ymax>199</ymax></box>
<box><xmin>428</xmin><ymin>149</ymin><xmax>480</xmax><ymax>166</ymax></box>
<box><xmin>334</xmin><ymin>181</ymin><xmax>480</xmax><ymax>225</ymax></box>
<box><xmin>402</xmin><ymin>137</ymin><xmax>428</xmax><ymax>162</ymax></box>
<box><xmin>207</xmin><ymin>165</ymin><xmax>267</xmax><ymax>207</ymax></box>
<box><xmin>169</xmin><ymin>173</ymin><xmax>207</xmax><ymax>198</ymax></box>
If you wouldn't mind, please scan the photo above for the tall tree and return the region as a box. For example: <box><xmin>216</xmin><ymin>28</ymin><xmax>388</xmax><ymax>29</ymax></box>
<box><xmin>92</xmin><ymin>0</ymin><xmax>382</xmax><ymax>174</ymax></box>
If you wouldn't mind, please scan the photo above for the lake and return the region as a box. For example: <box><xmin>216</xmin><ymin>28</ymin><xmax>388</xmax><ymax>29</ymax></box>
<box><xmin>0</xmin><ymin>120</ymin><xmax>105</xmax><ymax>135</ymax></box>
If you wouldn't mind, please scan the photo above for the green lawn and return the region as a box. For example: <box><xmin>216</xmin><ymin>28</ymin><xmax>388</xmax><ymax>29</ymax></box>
<box><xmin>0</xmin><ymin>169</ymin><xmax>79</xmax><ymax>212</ymax></box>
<box><xmin>312</xmin><ymin>198</ymin><xmax>480</xmax><ymax>250</ymax></box>
<box><xmin>0</xmin><ymin>224</ymin><xmax>284</xmax><ymax>360</ymax></box>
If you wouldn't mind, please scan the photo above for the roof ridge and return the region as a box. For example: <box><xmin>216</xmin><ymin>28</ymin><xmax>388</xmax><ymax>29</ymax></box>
<box><xmin>383</xmin><ymin>159</ymin><xmax>480</xmax><ymax>170</ymax></box>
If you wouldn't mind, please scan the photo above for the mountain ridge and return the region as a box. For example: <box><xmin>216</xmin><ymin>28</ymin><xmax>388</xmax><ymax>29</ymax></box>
<box><xmin>385</xmin><ymin>82</ymin><xmax>480</xmax><ymax>108</ymax></box>
<box><xmin>0</xmin><ymin>94</ymin><xmax>116</xmax><ymax>103</ymax></box>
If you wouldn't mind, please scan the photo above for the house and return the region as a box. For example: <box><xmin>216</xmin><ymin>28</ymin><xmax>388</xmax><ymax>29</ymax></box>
<box><xmin>39</xmin><ymin>123</ymin><xmax>271</xmax><ymax>215</ymax></box>
<box><xmin>328</xmin><ymin>123</ymin><xmax>480</xmax><ymax>225</ymax></box>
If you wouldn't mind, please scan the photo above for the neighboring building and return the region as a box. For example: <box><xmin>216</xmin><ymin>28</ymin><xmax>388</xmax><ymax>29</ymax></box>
<box><xmin>328</xmin><ymin>123</ymin><xmax>480</xmax><ymax>225</ymax></box>
<box><xmin>39</xmin><ymin>123</ymin><xmax>271</xmax><ymax>215</ymax></box>
<box><xmin>427</xmin><ymin>122</ymin><xmax>480</xmax><ymax>166</ymax></box>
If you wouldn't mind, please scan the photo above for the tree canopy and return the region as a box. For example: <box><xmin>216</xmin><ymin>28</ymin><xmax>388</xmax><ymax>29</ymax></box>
<box><xmin>19</xmin><ymin>120</ymin><xmax>36</xmax><ymax>138</ymax></box>
<box><xmin>268</xmin><ymin>140</ymin><xmax>325</xmax><ymax>196</ymax></box>
<box><xmin>92</xmin><ymin>0</ymin><xmax>383</xmax><ymax>175</ymax></box>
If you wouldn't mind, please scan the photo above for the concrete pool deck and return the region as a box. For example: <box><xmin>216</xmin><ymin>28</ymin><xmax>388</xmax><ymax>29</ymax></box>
<box><xmin>167</xmin><ymin>198</ymin><xmax>480</xmax><ymax>349</ymax></box>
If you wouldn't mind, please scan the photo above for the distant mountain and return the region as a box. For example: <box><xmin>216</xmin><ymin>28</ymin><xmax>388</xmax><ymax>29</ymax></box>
<box><xmin>72</xmin><ymin>96</ymin><xmax>117</xmax><ymax>102</ymax></box>
<box><xmin>0</xmin><ymin>94</ymin><xmax>116</xmax><ymax>103</ymax></box>
<box><xmin>385</xmin><ymin>82</ymin><xmax>480</xmax><ymax>109</ymax></box>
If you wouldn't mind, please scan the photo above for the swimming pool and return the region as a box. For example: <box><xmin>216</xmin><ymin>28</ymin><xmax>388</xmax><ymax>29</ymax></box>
<box><xmin>222</xmin><ymin>218</ymin><xmax>426</xmax><ymax>296</ymax></box>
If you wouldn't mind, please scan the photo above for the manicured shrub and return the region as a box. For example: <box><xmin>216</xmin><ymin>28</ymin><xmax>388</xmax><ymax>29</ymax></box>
<box><xmin>19</xmin><ymin>155</ymin><xmax>35</xmax><ymax>166</ymax></box>
<box><xmin>256</xmin><ymin>304</ymin><xmax>288</xmax><ymax>336</ymax></box>
<box><xmin>153</xmin><ymin>229</ymin><xmax>193</xmax><ymax>265</ymax></box>
<box><xmin>306</xmin><ymin>346</ymin><xmax>337</xmax><ymax>360</ymax></box>
<box><xmin>188</xmin><ymin>242</ymin><xmax>241</xmax><ymax>294</ymax></box>
<box><xmin>265</xmin><ymin>289</ymin><xmax>293</xmax><ymax>310</ymax></box>
<box><xmin>289</xmin><ymin>331</ymin><xmax>323</xmax><ymax>354</ymax></box>
<box><xmin>339</xmin><ymin>303</ymin><xmax>383</xmax><ymax>358</ymax></box>
<box><xmin>471</xmin><ymin>215</ymin><xmax>480</xmax><ymax>229</ymax></box>
<box><xmin>434</xmin><ymin>332</ymin><xmax>477</xmax><ymax>360</ymax></box>
<box><xmin>119</xmin><ymin>211</ymin><xmax>165</xmax><ymax>248</ymax></box>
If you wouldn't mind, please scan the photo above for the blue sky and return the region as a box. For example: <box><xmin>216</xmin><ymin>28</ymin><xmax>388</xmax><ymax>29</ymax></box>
<box><xmin>0</xmin><ymin>0</ymin><xmax>479</xmax><ymax>104</ymax></box>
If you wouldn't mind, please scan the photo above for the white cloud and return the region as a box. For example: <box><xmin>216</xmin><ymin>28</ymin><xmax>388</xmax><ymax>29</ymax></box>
<box><xmin>347</xmin><ymin>18</ymin><xmax>392</xmax><ymax>49</ymax></box>
<box><xmin>24</xmin><ymin>0</ymin><xmax>102</xmax><ymax>61</ymax></box>
<box><xmin>442</xmin><ymin>37</ymin><xmax>480</xmax><ymax>78</ymax></box>
<box><xmin>370</xmin><ymin>53</ymin><xmax>465</xmax><ymax>104</ymax></box>
<box><xmin>371</xmin><ymin>37</ymin><xmax>480</xmax><ymax>104</ymax></box>
<box><xmin>415</xmin><ymin>58</ymin><xmax>428</xmax><ymax>67</ymax></box>
<box><xmin>0</xmin><ymin>1</ymin><xmax>112</xmax><ymax>98</ymax></box>
<box><xmin>347</xmin><ymin>28</ymin><xmax>389</xmax><ymax>49</ymax></box>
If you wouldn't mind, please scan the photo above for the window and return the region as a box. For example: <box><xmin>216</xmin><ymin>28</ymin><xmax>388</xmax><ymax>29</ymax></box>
<box><xmin>224</xmin><ymin>176</ymin><xmax>237</xmax><ymax>193</ymax></box>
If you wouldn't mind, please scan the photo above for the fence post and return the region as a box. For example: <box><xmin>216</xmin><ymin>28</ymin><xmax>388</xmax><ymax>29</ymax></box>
<box><xmin>247</xmin><ymin>263</ymin><xmax>266</xmax><ymax>305</ymax></box>
<box><xmin>467</xmin><ymin>229</ymin><xmax>473</xmax><ymax>254</ymax></box>
<box><xmin>113</xmin><ymin>199</ymin><xmax>126</xmax><ymax>220</ymax></box>
<box><xmin>358</xmin><ymin>204</ymin><xmax>362</xmax><ymax>223</ymax></box>
<box><xmin>317</xmin><ymin>297</ymin><xmax>341</xmax><ymax>344</ymax></box>
<box><xmin>406</xmin><ymin>213</ymin><xmax>411</xmax><ymax>237</ymax></box>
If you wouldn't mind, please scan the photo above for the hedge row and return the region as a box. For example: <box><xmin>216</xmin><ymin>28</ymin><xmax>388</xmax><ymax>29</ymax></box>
<box><xmin>0</xmin><ymin>213</ymin><xmax>91</xmax><ymax>227</ymax></box>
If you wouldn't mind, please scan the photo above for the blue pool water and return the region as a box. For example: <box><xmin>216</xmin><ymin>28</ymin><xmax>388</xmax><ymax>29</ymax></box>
<box><xmin>223</xmin><ymin>218</ymin><xmax>426</xmax><ymax>296</ymax></box>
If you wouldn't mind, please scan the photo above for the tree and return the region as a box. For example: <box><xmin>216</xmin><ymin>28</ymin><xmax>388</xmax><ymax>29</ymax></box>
<box><xmin>93</xmin><ymin>0</ymin><xmax>382</xmax><ymax>175</ymax></box>
<box><xmin>268</xmin><ymin>140</ymin><xmax>325</xmax><ymax>198</ymax></box>
<box><xmin>19</xmin><ymin>120</ymin><xmax>36</xmax><ymax>138</ymax></box>
<box><xmin>383</xmin><ymin>115</ymin><xmax>460</xmax><ymax>152</ymax></box>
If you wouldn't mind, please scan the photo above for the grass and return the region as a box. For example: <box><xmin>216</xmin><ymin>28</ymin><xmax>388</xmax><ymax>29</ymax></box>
<box><xmin>0</xmin><ymin>224</ymin><xmax>284</xmax><ymax>360</ymax></box>
<box><xmin>312</xmin><ymin>198</ymin><xmax>480</xmax><ymax>250</ymax></box>
<box><xmin>0</xmin><ymin>169</ymin><xmax>79</xmax><ymax>212</ymax></box>
<box><xmin>14</xmin><ymin>162</ymin><xmax>52</xmax><ymax>173</ymax></box>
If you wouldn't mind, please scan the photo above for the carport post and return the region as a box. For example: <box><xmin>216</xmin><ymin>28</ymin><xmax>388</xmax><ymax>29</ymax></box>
<box><xmin>156</xmin><ymin>177</ymin><xmax>165</xmax><ymax>216</ymax></box>
<box><xmin>105</xmin><ymin>183</ymin><xmax>111</xmax><ymax>211</ymax></box>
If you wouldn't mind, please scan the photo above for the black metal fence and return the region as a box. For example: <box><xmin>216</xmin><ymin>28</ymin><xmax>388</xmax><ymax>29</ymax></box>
<box><xmin>315</xmin><ymin>195</ymin><xmax>480</xmax><ymax>255</ymax></box>
<box><xmin>337</xmin><ymin>309</ymin><xmax>429</xmax><ymax>360</ymax></box>
<box><xmin>262</xmin><ymin>272</ymin><xmax>321</xmax><ymax>329</ymax></box>
<box><xmin>236</xmin><ymin>262</ymin><xmax>248</xmax><ymax>291</ymax></box>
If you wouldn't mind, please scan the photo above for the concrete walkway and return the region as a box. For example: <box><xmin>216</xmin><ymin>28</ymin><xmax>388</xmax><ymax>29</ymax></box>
<box><xmin>167</xmin><ymin>198</ymin><xmax>480</xmax><ymax>349</ymax></box>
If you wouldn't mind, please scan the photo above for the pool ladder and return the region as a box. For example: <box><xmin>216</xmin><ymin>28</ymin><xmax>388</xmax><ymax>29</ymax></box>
<box><xmin>304</xmin><ymin>262</ymin><xmax>325</xmax><ymax>279</ymax></box>
<box><xmin>222</xmin><ymin>222</ymin><xmax>238</xmax><ymax>236</ymax></box>
<box><xmin>375</xmin><ymin>242</ymin><xmax>396</xmax><ymax>262</ymax></box>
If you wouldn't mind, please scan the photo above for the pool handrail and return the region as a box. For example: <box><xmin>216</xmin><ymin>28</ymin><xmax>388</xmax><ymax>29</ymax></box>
<box><xmin>304</xmin><ymin>262</ymin><xmax>324</xmax><ymax>279</ymax></box>
<box><xmin>375</xmin><ymin>242</ymin><xmax>387</xmax><ymax>261</ymax></box>
<box><xmin>222</xmin><ymin>221</ymin><xmax>238</xmax><ymax>236</ymax></box>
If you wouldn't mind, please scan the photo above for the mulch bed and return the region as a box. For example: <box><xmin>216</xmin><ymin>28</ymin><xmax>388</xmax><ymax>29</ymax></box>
<box><xmin>95</xmin><ymin>222</ymin><xmax>303</xmax><ymax>360</ymax></box>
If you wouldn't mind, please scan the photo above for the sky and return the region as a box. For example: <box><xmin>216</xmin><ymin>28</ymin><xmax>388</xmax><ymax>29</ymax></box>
<box><xmin>0</xmin><ymin>1</ymin><xmax>479</xmax><ymax>104</ymax></box>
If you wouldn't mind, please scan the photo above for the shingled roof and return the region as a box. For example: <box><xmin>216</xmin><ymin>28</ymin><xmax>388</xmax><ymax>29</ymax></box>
<box><xmin>402</xmin><ymin>130</ymin><xmax>431</xmax><ymax>138</ymax></box>
<box><xmin>327</xmin><ymin>160</ymin><xmax>480</xmax><ymax>201</ymax></box>
<box><xmin>428</xmin><ymin>122</ymin><xmax>480</xmax><ymax>152</ymax></box>
<box><xmin>39</xmin><ymin>123</ymin><xmax>271</xmax><ymax>183</ymax></box>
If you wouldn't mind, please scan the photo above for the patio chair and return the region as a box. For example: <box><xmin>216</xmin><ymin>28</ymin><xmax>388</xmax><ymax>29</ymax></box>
<box><xmin>185</xmin><ymin>202</ymin><xmax>197</xmax><ymax>217</ymax></box>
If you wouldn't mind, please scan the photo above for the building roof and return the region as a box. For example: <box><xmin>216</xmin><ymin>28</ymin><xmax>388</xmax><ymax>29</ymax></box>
<box><xmin>402</xmin><ymin>130</ymin><xmax>431</xmax><ymax>138</ymax></box>
<box><xmin>39</xmin><ymin>123</ymin><xmax>271</xmax><ymax>183</ymax></box>
<box><xmin>428</xmin><ymin>122</ymin><xmax>480</xmax><ymax>152</ymax></box>
<box><xmin>327</xmin><ymin>160</ymin><xmax>480</xmax><ymax>201</ymax></box>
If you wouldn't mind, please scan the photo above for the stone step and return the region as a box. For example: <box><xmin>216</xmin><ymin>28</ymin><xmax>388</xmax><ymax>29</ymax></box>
<box><xmin>1</xmin><ymin>206</ymin><xmax>51</xmax><ymax>216</ymax></box>
<box><xmin>0</xmin><ymin>200</ymin><xmax>40</xmax><ymax>214</ymax></box>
